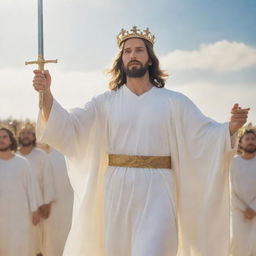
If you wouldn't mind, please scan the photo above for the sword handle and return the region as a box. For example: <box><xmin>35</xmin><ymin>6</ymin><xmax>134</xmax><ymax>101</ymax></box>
<box><xmin>25</xmin><ymin>56</ymin><xmax>57</xmax><ymax>109</ymax></box>
<box><xmin>38</xmin><ymin>57</ymin><xmax>45</xmax><ymax>110</ymax></box>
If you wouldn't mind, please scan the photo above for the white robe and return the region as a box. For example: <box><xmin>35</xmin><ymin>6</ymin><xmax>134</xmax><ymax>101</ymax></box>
<box><xmin>18</xmin><ymin>147</ymin><xmax>56</xmax><ymax>254</ymax></box>
<box><xmin>0</xmin><ymin>155</ymin><xmax>38</xmax><ymax>256</ymax></box>
<box><xmin>37</xmin><ymin>85</ymin><xmax>236</xmax><ymax>256</ymax></box>
<box><xmin>42</xmin><ymin>148</ymin><xmax>74</xmax><ymax>256</ymax></box>
<box><xmin>230</xmin><ymin>155</ymin><xmax>256</xmax><ymax>256</ymax></box>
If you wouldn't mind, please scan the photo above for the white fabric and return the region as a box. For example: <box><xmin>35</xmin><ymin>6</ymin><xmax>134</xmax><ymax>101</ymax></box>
<box><xmin>18</xmin><ymin>148</ymin><xmax>56</xmax><ymax>204</ymax></box>
<box><xmin>18</xmin><ymin>147</ymin><xmax>56</xmax><ymax>254</ymax></box>
<box><xmin>0</xmin><ymin>155</ymin><xmax>37</xmax><ymax>256</ymax></box>
<box><xmin>230</xmin><ymin>155</ymin><xmax>256</xmax><ymax>256</ymax></box>
<box><xmin>37</xmin><ymin>85</ymin><xmax>235</xmax><ymax>256</ymax></box>
<box><xmin>42</xmin><ymin>148</ymin><xmax>74</xmax><ymax>256</ymax></box>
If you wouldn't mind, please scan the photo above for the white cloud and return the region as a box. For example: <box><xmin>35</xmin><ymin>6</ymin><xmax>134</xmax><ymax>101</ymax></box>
<box><xmin>160</xmin><ymin>40</ymin><xmax>256</xmax><ymax>73</ymax></box>
<box><xmin>169</xmin><ymin>81</ymin><xmax>256</xmax><ymax>124</ymax></box>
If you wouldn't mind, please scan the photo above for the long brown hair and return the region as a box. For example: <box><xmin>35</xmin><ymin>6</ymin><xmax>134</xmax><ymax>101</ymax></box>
<box><xmin>0</xmin><ymin>127</ymin><xmax>18</xmax><ymax>151</ymax></box>
<box><xmin>107</xmin><ymin>39</ymin><xmax>168</xmax><ymax>90</ymax></box>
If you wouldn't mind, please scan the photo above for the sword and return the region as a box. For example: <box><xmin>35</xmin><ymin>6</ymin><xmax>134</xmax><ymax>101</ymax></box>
<box><xmin>25</xmin><ymin>0</ymin><xmax>57</xmax><ymax>109</ymax></box>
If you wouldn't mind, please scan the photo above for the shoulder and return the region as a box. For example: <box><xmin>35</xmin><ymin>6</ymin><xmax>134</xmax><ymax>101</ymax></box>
<box><xmin>32</xmin><ymin>148</ymin><xmax>50</xmax><ymax>162</ymax></box>
<box><xmin>231</xmin><ymin>155</ymin><xmax>242</xmax><ymax>166</ymax></box>
<box><xmin>155</xmin><ymin>87</ymin><xmax>190</xmax><ymax>101</ymax></box>
<box><xmin>154</xmin><ymin>87</ymin><xmax>194</xmax><ymax>111</ymax></box>
<box><xmin>93</xmin><ymin>89</ymin><xmax>119</xmax><ymax>103</ymax></box>
<box><xmin>77</xmin><ymin>90</ymin><xmax>114</xmax><ymax>111</ymax></box>
<box><xmin>90</xmin><ymin>89</ymin><xmax>122</xmax><ymax>114</ymax></box>
<box><xmin>233</xmin><ymin>155</ymin><xmax>242</xmax><ymax>161</ymax></box>
<box><xmin>49</xmin><ymin>148</ymin><xmax>64</xmax><ymax>159</ymax></box>
<box><xmin>14</xmin><ymin>154</ymin><xmax>27</xmax><ymax>163</ymax></box>
<box><xmin>33</xmin><ymin>147</ymin><xmax>47</xmax><ymax>156</ymax></box>
<box><xmin>13</xmin><ymin>154</ymin><xmax>31</xmax><ymax>169</ymax></box>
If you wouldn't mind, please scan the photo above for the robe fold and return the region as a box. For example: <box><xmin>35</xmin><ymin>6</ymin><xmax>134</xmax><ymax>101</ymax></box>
<box><xmin>42</xmin><ymin>148</ymin><xmax>74</xmax><ymax>256</ymax></box>
<box><xmin>37</xmin><ymin>86</ymin><xmax>236</xmax><ymax>256</ymax></box>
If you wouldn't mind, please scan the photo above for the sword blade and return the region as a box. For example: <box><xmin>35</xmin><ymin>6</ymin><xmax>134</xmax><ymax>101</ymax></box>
<box><xmin>38</xmin><ymin>0</ymin><xmax>44</xmax><ymax>58</ymax></box>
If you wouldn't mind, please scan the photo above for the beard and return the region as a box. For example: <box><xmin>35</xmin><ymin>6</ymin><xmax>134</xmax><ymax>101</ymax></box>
<box><xmin>124</xmin><ymin>61</ymin><xmax>149</xmax><ymax>78</ymax></box>
<box><xmin>19</xmin><ymin>138</ymin><xmax>35</xmax><ymax>147</ymax></box>
<box><xmin>242</xmin><ymin>145</ymin><xmax>256</xmax><ymax>154</ymax></box>
<box><xmin>0</xmin><ymin>145</ymin><xmax>11</xmax><ymax>152</ymax></box>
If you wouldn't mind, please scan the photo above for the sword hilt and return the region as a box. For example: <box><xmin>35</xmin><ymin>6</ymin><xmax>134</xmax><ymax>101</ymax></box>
<box><xmin>25</xmin><ymin>56</ymin><xmax>57</xmax><ymax>109</ymax></box>
<box><xmin>25</xmin><ymin>55</ymin><xmax>57</xmax><ymax>70</ymax></box>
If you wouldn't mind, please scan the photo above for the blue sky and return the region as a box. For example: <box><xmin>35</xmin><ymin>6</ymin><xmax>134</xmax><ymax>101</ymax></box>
<box><xmin>0</xmin><ymin>0</ymin><xmax>255</xmax><ymax>123</ymax></box>
<box><xmin>156</xmin><ymin>0</ymin><xmax>256</xmax><ymax>50</ymax></box>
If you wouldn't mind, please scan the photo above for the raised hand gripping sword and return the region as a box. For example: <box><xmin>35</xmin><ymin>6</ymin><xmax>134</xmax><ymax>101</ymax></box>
<box><xmin>25</xmin><ymin>0</ymin><xmax>57</xmax><ymax>109</ymax></box>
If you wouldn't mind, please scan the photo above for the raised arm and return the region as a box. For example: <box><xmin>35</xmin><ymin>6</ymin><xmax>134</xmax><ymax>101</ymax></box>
<box><xmin>33</xmin><ymin>69</ymin><xmax>53</xmax><ymax>121</ymax></box>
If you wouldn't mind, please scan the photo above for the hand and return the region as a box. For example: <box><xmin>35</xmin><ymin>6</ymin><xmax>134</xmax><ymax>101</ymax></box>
<box><xmin>229</xmin><ymin>104</ymin><xmax>250</xmax><ymax>135</ymax></box>
<box><xmin>39</xmin><ymin>203</ymin><xmax>52</xmax><ymax>219</ymax></box>
<box><xmin>32</xmin><ymin>210</ymin><xmax>41</xmax><ymax>225</ymax></box>
<box><xmin>243</xmin><ymin>207</ymin><xmax>255</xmax><ymax>220</ymax></box>
<box><xmin>33</xmin><ymin>70</ymin><xmax>51</xmax><ymax>92</ymax></box>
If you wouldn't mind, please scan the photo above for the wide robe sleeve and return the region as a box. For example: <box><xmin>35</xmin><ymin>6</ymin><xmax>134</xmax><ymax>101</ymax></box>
<box><xmin>168</xmin><ymin>92</ymin><xmax>237</xmax><ymax>256</ymax></box>
<box><xmin>37</xmin><ymin>98</ymin><xmax>99</xmax><ymax>198</ymax></box>
<box><xmin>36</xmin><ymin>95</ymin><xmax>109</xmax><ymax>256</ymax></box>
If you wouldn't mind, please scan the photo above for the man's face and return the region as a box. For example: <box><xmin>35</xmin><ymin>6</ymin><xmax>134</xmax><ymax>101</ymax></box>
<box><xmin>19</xmin><ymin>128</ymin><xmax>36</xmax><ymax>147</ymax></box>
<box><xmin>240</xmin><ymin>133</ymin><xmax>256</xmax><ymax>154</ymax></box>
<box><xmin>122</xmin><ymin>38</ymin><xmax>151</xmax><ymax>78</ymax></box>
<box><xmin>0</xmin><ymin>130</ymin><xmax>12</xmax><ymax>152</ymax></box>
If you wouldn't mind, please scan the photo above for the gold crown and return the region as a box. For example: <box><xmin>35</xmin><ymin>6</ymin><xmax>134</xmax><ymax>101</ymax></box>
<box><xmin>117</xmin><ymin>26</ymin><xmax>155</xmax><ymax>48</ymax></box>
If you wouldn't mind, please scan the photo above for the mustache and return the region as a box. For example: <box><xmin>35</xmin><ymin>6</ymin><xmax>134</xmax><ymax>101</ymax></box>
<box><xmin>128</xmin><ymin>60</ymin><xmax>142</xmax><ymax>66</ymax></box>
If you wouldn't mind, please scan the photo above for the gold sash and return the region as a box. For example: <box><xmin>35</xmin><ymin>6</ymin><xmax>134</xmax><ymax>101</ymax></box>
<box><xmin>108</xmin><ymin>154</ymin><xmax>172</xmax><ymax>169</ymax></box>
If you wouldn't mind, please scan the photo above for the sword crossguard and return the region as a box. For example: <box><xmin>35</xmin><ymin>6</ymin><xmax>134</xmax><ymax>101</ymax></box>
<box><xmin>25</xmin><ymin>55</ymin><xmax>57</xmax><ymax>71</ymax></box>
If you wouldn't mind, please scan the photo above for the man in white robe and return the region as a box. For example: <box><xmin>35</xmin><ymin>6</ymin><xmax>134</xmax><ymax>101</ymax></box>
<box><xmin>0</xmin><ymin>127</ymin><xmax>40</xmax><ymax>256</ymax></box>
<box><xmin>230</xmin><ymin>129</ymin><xmax>256</xmax><ymax>256</ymax></box>
<box><xmin>18</xmin><ymin>124</ymin><xmax>56</xmax><ymax>256</ymax></box>
<box><xmin>39</xmin><ymin>144</ymin><xmax>74</xmax><ymax>256</ymax></box>
<box><xmin>32</xmin><ymin>26</ymin><xmax>249</xmax><ymax>256</ymax></box>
